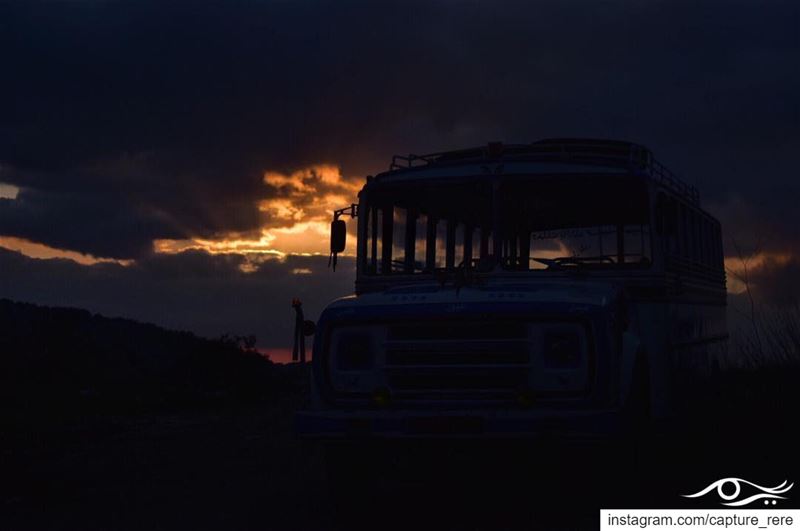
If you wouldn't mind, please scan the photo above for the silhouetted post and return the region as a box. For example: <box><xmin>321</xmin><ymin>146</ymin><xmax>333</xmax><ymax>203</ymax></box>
<box><xmin>291</xmin><ymin>298</ymin><xmax>306</xmax><ymax>363</ymax></box>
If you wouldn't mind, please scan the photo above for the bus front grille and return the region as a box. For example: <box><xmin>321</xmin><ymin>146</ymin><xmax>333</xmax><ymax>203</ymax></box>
<box><xmin>386</xmin><ymin>366</ymin><xmax>529</xmax><ymax>391</ymax></box>
<box><xmin>383</xmin><ymin>321</ymin><xmax>531</xmax><ymax>398</ymax></box>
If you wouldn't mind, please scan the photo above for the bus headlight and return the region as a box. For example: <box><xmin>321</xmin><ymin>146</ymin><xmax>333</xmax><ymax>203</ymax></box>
<box><xmin>532</xmin><ymin>324</ymin><xmax>589</xmax><ymax>394</ymax></box>
<box><xmin>543</xmin><ymin>329</ymin><xmax>582</xmax><ymax>369</ymax></box>
<box><xmin>335</xmin><ymin>333</ymin><xmax>374</xmax><ymax>370</ymax></box>
<box><xmin>328</xmin><ymin>326</ymin><xmax>385</xmax><ymax>393</ymax></box>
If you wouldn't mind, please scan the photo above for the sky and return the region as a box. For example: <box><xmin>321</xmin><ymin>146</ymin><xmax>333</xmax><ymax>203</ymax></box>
<box><xmin>1</xmin><ymin>0</ymin><xmax>799</xmax><ymax>361</ymax></box>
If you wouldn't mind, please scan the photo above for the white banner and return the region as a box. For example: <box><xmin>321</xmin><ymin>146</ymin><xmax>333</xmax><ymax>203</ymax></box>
<box><xmin>601</xmin><ymin>510</ymin><xmax>800</xmax><ymax>530</ymax></box>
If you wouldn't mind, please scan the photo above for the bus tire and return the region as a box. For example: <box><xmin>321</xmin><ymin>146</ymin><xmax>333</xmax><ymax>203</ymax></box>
<box><xmin>620</xmin><ymin>354</ymin><xmax>652</xmax><ymax>489</ymax></box>
<box><xmin>623</xmin><ymin>355</ymin><xmax>651</xmax><ymax>434</ymax></box>
<box><xmin>324</xmin><ymin>443</ymin><xmax>380</xmax><ymax>528</ymax></box>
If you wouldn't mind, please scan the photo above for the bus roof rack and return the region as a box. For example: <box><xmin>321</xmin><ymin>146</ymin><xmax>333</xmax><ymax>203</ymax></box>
<box><xmin>389</xmin><ymin>138</ymin><xmax>699</xmax><ymax>204</ymax></box>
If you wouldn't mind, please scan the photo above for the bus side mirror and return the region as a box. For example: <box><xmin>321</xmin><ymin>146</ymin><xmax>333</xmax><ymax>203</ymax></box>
<box><xmin>331</xmin><ymin>219</ymin><xmax>347</xmax><ymax>253</ymax></box>
<box><xmin>302</xmin><ymin>320</ymin><xmax>316</xmax><ymax>336</ymax></box>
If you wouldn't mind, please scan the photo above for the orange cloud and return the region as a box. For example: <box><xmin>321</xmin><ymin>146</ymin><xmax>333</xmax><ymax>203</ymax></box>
<box><xmin>154</xmin><ymin>230</ymin><xmax>280</xmax><ymax>255</ymax></box>
<box><xmin>259</xmin><ymin>164</ymin><xmax>362</xmax><ymax>228</ymax></box>
<box><xmin>725</xmin><ymin>252</ymin><xmax>793</xmax><ymax>294</ymax></box>
<box><xmin>0</xmin><ymin>182</ymin><xmax>19</xmax><ymax>200</ymax></box>
<box><xmin>0</xmin><ymin>236</ymin><xmax>132</xmax><ymax>266</ymax></box>
<box><xmin>154</xmin><ymin>164</ymin><xmax>362</xmax><ymax>267</ymax></box>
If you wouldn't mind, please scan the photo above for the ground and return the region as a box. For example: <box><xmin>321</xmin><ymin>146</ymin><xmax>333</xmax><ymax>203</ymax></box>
<box><xmin>3</xmin><ymin>368</ymin><xmax>799</xmax><ymax>531</ymax></box>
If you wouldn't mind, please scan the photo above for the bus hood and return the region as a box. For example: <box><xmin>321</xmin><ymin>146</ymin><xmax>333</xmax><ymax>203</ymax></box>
<box><xmin>324</xmin><ymin>279</ymin><xmax>620</xmax><ymax>315</ymax></box>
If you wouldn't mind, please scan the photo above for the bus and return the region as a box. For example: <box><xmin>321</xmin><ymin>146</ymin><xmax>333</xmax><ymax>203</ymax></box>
<box><xmin>296</xmin><ymin>138</ymin><xmax>727</xmax><ymax>450</ymax></box>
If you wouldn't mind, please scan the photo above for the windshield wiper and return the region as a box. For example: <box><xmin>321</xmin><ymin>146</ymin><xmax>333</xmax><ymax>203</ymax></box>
<box><xmin>529</xmin><ymin>257</ymin><xmax>565</xmax><ymax>270</ymax></box>
<box><xmin>433</xmin><ymin>261</ymin><xmax>489</xmax><ymax>293</ymax></box>
<box><xmin>529</xmin><ymin>255</ymin><xmax>617</xmax><ymax>270</ymax></box>
<box><xmin>554</xmin><ymin>255</ymin><xmax>616</xmax><ymax>267</ymax></box>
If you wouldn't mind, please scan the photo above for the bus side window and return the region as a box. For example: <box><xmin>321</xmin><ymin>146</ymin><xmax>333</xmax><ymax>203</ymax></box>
<box><xmin>433</xmin><ymin>221</ymin><xmax>467</xmax><ymax>270</ymax></box>
<box><xmin>670</xmin><ymin>198</ymin><xmax>679</xmax><ymax>255</ymax></box>
<box><xmin>381</xmin><ymin>206</ymin><xmax>394</xmax><ymax>274</ymax></box>
<box><xmin>697</xmin><ymin>215</ymin><xmax>704</xmax><ymax>266</ymax></box>
<box><xmin>467</xmin><ymin>227</ymin><xmax>479</xmax><ymax>268</ymax></box>
<box><xmin>696</xmin><ymin>212</ymin><xmax>703</xmax><ymax>265</ymax></box>
<box><xmin>392</xmin><ymin>207</ymin><xmax>407</xmax><ymax>273</ymax></box>
<box><xmin>698</xmin><ymin>217</ymin><xmax>705</xmax><ymax>266</ymax></box>
<box><xmin>624</xmin><ymin>224</ymin><xmax>648</xmax><ymax>263</ymax></box>
<box><xmin>674</xmin><ymin>203</ymin><xmax>681</xmax><ymax>257</ymax></box>
<box><xmin>414</xmin><ymin>213</ymin><xmax>428</xmax><ymax>272</ymax></box>
<box><xmin>698</xmin><ymin>214</ymin><xmax>705</xmax><ymax>266</ymax></box>
<box><xmin>662</xmin><ymin>196</ymin><xmax>678</xmax><ymax>255</ymax></box>
<box><xmin>435</xmin><ymin>219</ymin><xmax>448</xmax><ymax>269</ymax></box>
<box><xmin>655</xmin><ymin>192</ymin><xmax>669</xmax><ymax>257</ymax></box>
<box><xmin>480</xmin><ymin>227</ymin><xmax>493</xmax><ymax>262</ymax></box>
<box><xmin>454</xmin><ymin>223</ymin><xmax>466</xmax><ymax>268</ymax></box>
<box><xmin>367</xmin><ymin>206</ymin><xmax>383</xmax><ymax>274</ymax></box>
<box><xmin>678</xmin><ymin>204</ymin><xmax>687</xmax><ymax>258</ymax></box>
<box><xmin>426</xmin><ymin>216</ymin><xmax>437</xmax><ymax>271</ymax></box>
<box><xmin>655</xmin><ymin>193</ymin><xmax>666</xmax><ymax>235</ymax></box>
<box><xmin>709</xmin><ymin>223</ymin><xmax>715</xmax><ymax>268</ymax></box>
<box><xmin>688</xmin><ymin>210</ymin><xmax>696</xmax><ymax>263</ymax></box>
<box><xmin>694</xmin><ymin>215</ymin><xmax>700</xmax><ymax>265</ymax></box>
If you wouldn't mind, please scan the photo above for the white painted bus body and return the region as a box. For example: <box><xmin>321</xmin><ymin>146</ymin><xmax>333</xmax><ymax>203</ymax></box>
<box><xmin>297</xmin><ymin>140</ymin><xmax>727</xmax><ymax>439</ymax></box>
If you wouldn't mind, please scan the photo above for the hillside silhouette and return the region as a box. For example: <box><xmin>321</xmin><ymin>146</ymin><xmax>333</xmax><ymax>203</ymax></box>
<box><xmin>0</xmin><ymin>298</ymin><xmax>301</xmax><ymax>420</ymax></box>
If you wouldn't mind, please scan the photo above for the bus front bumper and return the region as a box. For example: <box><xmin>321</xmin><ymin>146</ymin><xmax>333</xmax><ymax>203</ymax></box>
<box><xmin>295</xmin><ymin>408</ymin><xmax>623</xmax><ymax>440</ymax></box>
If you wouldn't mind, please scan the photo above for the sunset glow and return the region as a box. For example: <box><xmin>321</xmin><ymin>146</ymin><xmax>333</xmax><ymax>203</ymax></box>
<box><xmin>724</xmin><ymin>252</ymin><xmax>793</xmax><ymax>294</ymax></box>
<box><xmin>259</xmin><ymin>164</ymin><xmax>360</xmax><ymax>222</ymax></box>
<box><xmin>154</xmin><ymin>165</ymin><xmax>361</xmax><ymax>265</ymax></box>
<box><xmin>0</xmin><ymin>236</ymin><xmax>132</xmax><ymax>266</ymax></box>
<box><xmin>0</xmin><ymin>182</ymin><xmax>19</xmax><ymax>200</ymax></box>
<box><xmin>0</xmin><ymin>164</ymin><xmax>791</xmax><ymax>295</ymax></box>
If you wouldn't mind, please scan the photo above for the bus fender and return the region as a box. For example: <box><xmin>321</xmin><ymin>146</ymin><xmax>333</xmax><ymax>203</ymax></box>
<box><xmin>619</xmin><ymin>332</ymin><xmax>645</xmax><ymax>407</ymax></box>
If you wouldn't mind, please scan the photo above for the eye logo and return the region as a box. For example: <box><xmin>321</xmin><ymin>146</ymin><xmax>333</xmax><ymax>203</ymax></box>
<box><xmin>683</xmin><ymin>478</ymin><xmax>793</xmax><ymax>507</ymax></box>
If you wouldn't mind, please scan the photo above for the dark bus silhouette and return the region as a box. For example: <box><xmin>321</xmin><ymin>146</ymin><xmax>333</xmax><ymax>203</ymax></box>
<box><xmin>297</xmin><ymin>138</ymin><xmax>727</xmax><ymax>478</ymax></box>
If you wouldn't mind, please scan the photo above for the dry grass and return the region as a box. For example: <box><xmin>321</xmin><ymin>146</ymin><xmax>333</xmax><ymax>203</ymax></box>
<box><xmin>730</xmin><ymin>301</ymin><xmax>800</xmax><ymax>369</ymax></box>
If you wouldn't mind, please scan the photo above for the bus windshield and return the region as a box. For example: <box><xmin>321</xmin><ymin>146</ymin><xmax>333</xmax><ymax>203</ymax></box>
<box><xmin>362</xmin><ymin>174</ymin><xmax>651</xmax><ymax>275</ymax></box>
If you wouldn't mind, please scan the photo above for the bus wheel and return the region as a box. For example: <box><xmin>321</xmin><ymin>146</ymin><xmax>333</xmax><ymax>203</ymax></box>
<box><xmin>619</xmin><ymin>355</ymin><xmax>652</xmax><ymax>499</ymax></box>
<box><xmin>324</xmin><ymin>443</ymin><xmax>380</xmax><ymax>528</ymax></box>
<box><xmin>623</xmin><ymin>355</ymin><xmax>651</xmax><ymax>437</ymax></box>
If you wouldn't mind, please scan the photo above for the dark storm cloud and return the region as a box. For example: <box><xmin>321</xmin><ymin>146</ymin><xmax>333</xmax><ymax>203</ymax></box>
<box><xmin>0</xmin><ymin>246</ymin><xmax>355</xmax><ymax>353</ymax></box>
<box><xmin>0</xmin><ymin>181</ymin><xmax>174</xmax><ymax>258</ymax></box>
<box><xmin>748</xmin><ymin>258</ymin><xmax>800</xmax><ymax>305</ymax></box>
<box><xmin>1</xmin><ymin>0</ymin><xmax>799</xmax><ymax>259</ymax></box>
<box><xmin>707</xmin><ymin>195</ymin><xmax>800</xmax><ymax>259</ymax></box>
<box><xmin>0</xmin><ymin>161</ymin><xmax>263</xmax><ymax>258</ymax></box>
